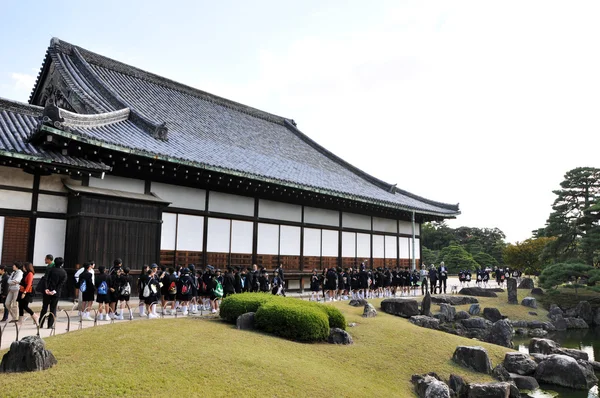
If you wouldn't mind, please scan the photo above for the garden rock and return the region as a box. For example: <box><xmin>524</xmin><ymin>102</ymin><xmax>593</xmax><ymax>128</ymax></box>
<box><xmin>521</xmin><ymin>297</ymin><xmax>537</xmax><ymax>309</ymax></box>
<box><xmin>575</xmin><ymin>301</ymin><xmax>593</xmax><ymax>324</ymax></box>
<box><xmin>452</xmin><ymin>346</ymin><xmax>492</xmax><ymax>374</ymax></box>
<box><xmin>482</xmin><ymin>308</ymin><xmax>502</xmax><ymax>323</ymax></box>
<box><xmin>349</xmin><ymin>299</ymin><xmax>368</xmax><ymax>307</ymax></box>
<box><xmin>455</xmin><ymin>311</ymin><xmax>470</xmax><ymax>321</ymax></box>
<box><xmin>431</xmin><ymin>295</ymin><xmax>479</xmax><ymax>306</ymax></box>
<box><xmin>527</xmin><ymin>320</ymin><xmax>555</xmax><ymax>331</ymax></box>
<box><xmin>589</xmin><ymin>361</ymin><xmax>600</xmax><ymax>372</ymax></box>
<box><xmin>530</xmin><ymin>353</ymin><xmax>548</xmax><ymax>363</ymax></box>
<box><xmin>381</xmin><ymin>298</ymin><xmax>420</xmax><ymax>318</ymax></box>
<box><xmin>449</xmin><ymin>374</ymin><xmax>468</xmax><ymax>398</ymax></box>
<box><xmin>551</xmin><ymin>315</ymin><xmax>567</xmax><ymax>331</ymax></box>
<box><xmin>461</xmin><ymin>318</ymin><xmax>492</xmax><ymax>329</ymax></box>
<box><xmin>534</xmin><ymin>354</ymin><xmax>598</xmax><ymax>390</ymax></box>
<box><xmin>0</xmin><ymin>336</ymin><xmax>57</xmax><ymax>373</ymax></box>
<box><xmin>528</xmin><ymin>311</ymin><xmax>538</xmax><ymax>316</ymax></box>
<box><xmin>410</xmin><ymin>315</ymin><xmax>440</xmax><ymax>330</ymax></box>
<box><xmin>485</xmin><ymin>319</ymin><xmax>514</xmax><ymax>348</ymax></box>
<box><xmin>236</xmin><ymin>312</ymin><xmax>256</xmax><ymax>330</ymax></box>
<box><xmin>503</xmin><ymin>352</ymin><xmax>537</xmax><ymax>376</ymax></box>
<box><xmin>458</xmin><ymin>287</ymin><xmax>498</xmax><ymax>297</ymax></box>
<box><xmin>439</xmin><ymin>303</ymin><xmax>456</xmax><ymax>322</ymax></box>
<box><xmin>558</xmin><ymin>348</ymin><xmax>588</xmax><ymax>361</ymax></box>
<box><xmin>411</xmin><ymin>374</ymin><xmax>451</xmax><ymax>398</ymax></box>
<box><xmin>511</xmin><ymin>320</ymin><xmax>527</xmax><ymax>328</ymax></box>
<box><xmin>527</xmin><ymin>328</ymin><xmax>547</xmax><ymax>338</ymax></box>
<box><xmin>529</xmin><ymin>338</ymin><xmax>560</xmax><ymax>355</ymax></box>
<box><xmin>594</xmin><ymin>308</ymin><xmax>600</xmax><ymax>326</ymax></box>
<box><xmin>547</xmin><ymin>304</ymin><xmax>563</xmax><ymax>318</ymax></box>
<box><xmin>468</xmin><ymin>304</ymin><xmax>480</xmax><ymax>316</ymax></box>
<box><xmin>530</xmin><ymin>287</ymin><xmax>544</xmax><ymax>295</ymax></box>
<box><xmin>491</xmin><ymin>364</ymin><xmax>510</xmax><ymax>381</ymax></box>
<box><xmin>509</xmin><ymin>374</ymin><xmax>539</xmax><ymax>390</ymax></box>
<box><xmin>421</xmin><ymin>292</ymin><xmax>432</xmax><ymax>316</ymax></box>
<box><xmin>467</xmin><ymin>382</ymin><xmax>512</xmax><ymax>398</ymax></box>
<box><xmin>515</xmin><ymin>328</ymin><xmax>527</xmax><ymax>335</ymax></box>
<box><xmin>507</xmin><ymin>278</ymin><xmax>518</xmax><ymax>304</ymax></box>
<box><xmin>518</xmin><ymin>278</ymin><xmax>535</xmax><ymax>289</ymax></box>
<box><xmin>328</xmin><ymin>328</ymin><xmax>353</xmax><ymax>345</ymax></box>
<box><xmin>565</xmin><ymin>317</ymin><xmax>589</xmax><ymax>329</ymax></box>
<box><xmin>362</xmin><ymin>303</ymin><xmax>377</xmax><ymax>318</ymax></box>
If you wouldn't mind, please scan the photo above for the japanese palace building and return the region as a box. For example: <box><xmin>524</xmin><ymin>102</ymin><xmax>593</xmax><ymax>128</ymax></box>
<box><xmin>0</xmin><ymin>38</ymin><xmax>460</xmax><ymax>287</ymax></box>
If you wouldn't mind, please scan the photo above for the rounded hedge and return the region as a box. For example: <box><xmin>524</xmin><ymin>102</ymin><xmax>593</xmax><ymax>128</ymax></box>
<box><xmin>255</xmin><ymin>301</ymin><xmax>330</xmax><ymax>342</ymax></box>
<box><xmin>220</xmin><ymin>293</ymin><xmax>282</xmax><ymax>323</ymax></box>
<box><xmin>319</xmin><ymin>305</ymin><xmax>346</xmax><ymax>330</ymax></box>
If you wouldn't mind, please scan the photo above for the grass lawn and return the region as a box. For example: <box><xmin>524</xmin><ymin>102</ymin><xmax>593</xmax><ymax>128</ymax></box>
<box><xmin>452</xmin><ymin>291</ymin><xmax>549</xmax><ymax>322</ymax></box>
<box><xmin>537</xmin><ymin>287</ymin><xmax>600</xmax><ymax>310</ymax></box>
<box><xmin>0</xmin><ymin>299</ymin><xmax>515</xmax><ymax>398</ymax></box>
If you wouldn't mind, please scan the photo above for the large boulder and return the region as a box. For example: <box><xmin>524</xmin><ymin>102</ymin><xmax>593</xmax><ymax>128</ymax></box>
<box><xmin>551</xmin><ymin>314</ymin><xmax>567</xmax><ymax>331</ymax></box>
<box><xmin>530</xmin><ymin>287</ymin><xmax>544</xmax><ymax>295</ymax></box>
<box><xmin>410</xmin><ymin>315</ymin><xmax>440</xmax><ymax>330</ymax></box>
<box><xmin>530</xmin><ymin>353</ymin><xmax>548</xmax><ymax>363</ymax></box>
<box><xmin>468</xmin><ymin>304</ymin><xmax>480</xmax><ymax>316</ymax></box>
<box><xmin>482</xmin><ymin>308</ymin><xmax>503</xmax><ymax>323</ymax></box>
<box><xmin>458</xmin><ymin>287</ymin><xmax>498</xmax><ymax>297</ymax></box>
<box><xmin>534</xmin><ymin>354</ymin><xmax>598</xmax><ymax>390</ymax></box>
<box><xmin>575</xmin><ymin>301</ymin><xmax>593</xmax><ymax>324</ymax></box>
<box><xmin>507</xmin><ymin>278</ymin><xmax>518</xmax><ymax>304</ymax></box>
<box><xmin>328</xmin><ymin>328</ymin><xmax>353</xmax><ymax>345</ymax></box>
<box><xmin>431</xmin><ymin>295</ymin><xmax>479</xmax><ymax>306</ymax></box>
<box><xmin>467</xmin><ymin>383</ymin><xmax>512</xmax><ymax>398</ymax></box>
<box><xmin>461</xmin><ymin>317</ymin><xmax>492</xmax><ymax>329</ymax></box>
<box><xmin>521</xmin><ymin>297</ymin><xmax>537</xmax><ymax>309</ymax></box>
<box><xmin>362</xmin><ymin>303</ymin><xmax>377</xmax><ymax>318</ymax></box>
<box><xmin>411</xmin><ymin>374</ymin><xmax>451</xmax><ymax>398</ymax></box>
<box><xmin>485</xmin><ymin>319</ymin><xmax>514</xmax><ymax>348</ymax></box>
<box><xmin>455</xmin><ymin>311</ymin><xmax>470</xmax><ymax>321</ymax></box>
<box><xmin>0</xmin><ymin>336</ymin><xmax>57</xmax><ymax>373</ymax></box>
<box><xmin>529</xmin><ymin>338</ymin><xmax>560</xmax><ymax>355</ymax></box>
<box><xmin>509</xmin><ymin>374</ymin><xmax>539</xmax><ymax>390</ymax></box>
<box><xmin>503</xmin><ymin>352</ymin><xmax>537</xmax><ymax>375</ymax></box>
<box><xmin>449</xmin><ymin>374</ymin><xmax>468</xmax><ymax>398</ymax></box>
<box><xmin>547</xmin><ymin>304</ymin><xmax>563</xmax><ymax>318</ymax></box>
<box><xmin>236</xmin><ymin>312</ymin><xmax>256</xmax><ymax>330</ymax></box>
<box><xmin>452</xmin><ymin>346</ymin><xmax>493</xmax><ymax>374</ymax></box>
<box><xmin>421</xmin><ymin>292</ymin><xmax>432</xmax><ymax>316</ymax></box>
<box><xmin>491</xmin><ymin>364</ymin><xmax>510</xmax><ymax>381</ymax></box>
<box><xmin>565</xmin><ymin>317</ymin><xmax>589</xmax><ymax>329</ymax></box>
<box><xmin>527</xmin><ymin>328</ymin><xmax>548</xmax><ymax>338</ymax></box>
<box><xmin>518</xmin><ymin>278</ymin><xmax>535</xmax><ymax>289</ymax></box>
<box><xmin>381</xmin><ymin>298</ymin><xmax>420</xmax><ymax>318</ymax></box>
<box><xmin>594</xmin><ymin>308</ymin><xmax>600</xmax><ymax>327</ymax></box>
<box><xmin>558</xmin><ymin>348</ymin><xmax>588</xmax><ymax>361</ymax></box>
<box><xmin>439</xmin><ymin>303</ymin><xmax>456</xmax><ymax>322</ymax></box>
<box><xmin>349</xmin><ymin>298</ymin><xmax>368</xmax><ymax>307</ymax></box>
<box><xmin>527</xmin><ymin>320</ymin><xmax>555</xmax><ymax>331</ymax></box>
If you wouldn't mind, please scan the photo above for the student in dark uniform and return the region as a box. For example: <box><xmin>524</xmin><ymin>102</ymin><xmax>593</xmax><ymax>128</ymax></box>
<box><xmin>78</xmin><ymin>262</ymin><xmax>96</xmax><ymax>321</ymax></box>
<box><xmin>259</xmin><ymin>268</ymin><xmax>270</xmax><ymax>293</ymax></box>
<box><xmin>428</xmin><ymin>266</ymin><xmax>438</xmax><ymax>295</ymax></box>
<box><xmin>234</xmin><ymin>267</ymin><xmax>243</xmax><ymax>294</ymax></box>
<box><xmin>145</xmin><ymin>266</ymin><xmax>160</xmax><ymax>319</ymax></box>
<box><xmin>483</xmin><ymin>268</ymin><xmax>490</xmax><ymax>288</ymax></box>
<box><xmin>458</xmin><ymin>270</ymin><xmax>465</xmax><ymax>288</ymax></box>
<box><xmin>310</xmin><ymin>269</ymin><xmax>321</xmax><ymax>301</ymax></box>
<box><xmin>350</xmin><ymin>268</ymin><xmax>359</xmax><ymax>300</ymax></box>
<box><xmin>0</xmin><ymin>265</ymin><xmax>9</xmax><ymax>322</ymax></box>
<box><xmin>223</xmin><ymin>266</ymin><xmax>236</xmax><ymax>298</ymax></box>
<box><xmin>96</xmin><ymin>265</ymin><xmax>111</xmax><ymax>321</ymax></box>
<box><xmin>325</xmin><ymin>267</ymin><xmax>338</xmax><ymax>301</ymax></box>
<box><xmin>177</xmin><ymin>267</ymin><xmax>194</xmax><ymax>315</ymax></box>
<box><xmin>465</xmin><ymin>270</ymin><xmax>472</xmax><ymax>287</ymax></box>
<box><xmin>117</xmin><ymin>266</ymin><xmax>132</xmax><ymax>320</ymax></box>
<box><xmin>358</xmin><ymin>265</ymin><xmax>369</xmax><ymax>300</ymax></box>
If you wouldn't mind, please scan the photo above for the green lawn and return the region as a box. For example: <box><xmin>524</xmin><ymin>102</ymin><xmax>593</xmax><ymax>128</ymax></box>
<box><xmin>0</xmin><ymin>300</ymin><xmax>514</xmax><ymax>398</ymax></box>
<box><xmin>452</xmin><ymin>291</ymin><xmax>549</xmax><ymax>322</ymax></box>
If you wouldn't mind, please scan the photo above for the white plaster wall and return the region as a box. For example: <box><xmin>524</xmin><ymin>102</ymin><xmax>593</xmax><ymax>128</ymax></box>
<box><xmin>33</xmin><ymin>218</ymin><xmax>66</xmax><ymax>267</ymax></box>
<box><xmin>342</xmin><ymin>212</ymin><xmax>371</xmax><ymax>230</ymax></box>
<box><xmin>257</xmin><ymin>223</ymin><xmax>279</xmax><ymax>255</ymax></box>
<box><xmin>399</xmin><ymin>220</ymin><xmax>415</xmax><ymax>235</ymax></box>
<box><xmin>89</xmin><ymin>175</ymin><xmax>145</xmax><ymax>193</ymax></box>
<box><xmin>259</xmin><ymin>199</ymin><xmax>301</xmax><ymax>222</ymax></box>
<box><xmin>0</xmin><ymin>166</ymin><xmax>33</xmax><ymax>188</ymax></box>
<box><xmin>0</xmin><ymin>216</ymin><xmax>4</xmax><ymax>262</ymax></box>
<box><xmin>151</xmin><ymin>182</ymin><xmax>205</xmax><ymax>210</ymax></box>
<box><xmin>356</xmin><ymin>233</ymin><xmax>371</xmax><ymax>258</ymax></box>
<box><xmin>373</xmin><ymin>235</ymin><xmax>385</xmax><ymax>258</ymax></box>
<box><xmin>399</xmin><ymin>237</ymin><xmax>410</xmax><ymax>259</ymax></box>
<box><xmin>39</xmin><ymin>175</ymin><xmax>75</xmax><ymax>192</ymax></box>
<box><xmin>37</xmin><ymin>194</ymin><xmax>68</xmax><ymax>213</ymax></box>
<box><xmin>280</xmin><ymin>225</ymin><xmax>300</xmax><ymax>255</ymax></box>
<box><xmin>0</xmin><ymin>190</ymin><xmax>32</xmax><ymax>210</ymax></box>
<box><xmin>304</xmin><ymin>207</ymin><xmax>339</xmax><ymax>227</ymax></box>
<box><xmin>342</xmin><ymin>232</ymin><xmax>356</xmax><ymax>257</ymax></box>
<box><xmin>208</xmin><ymin>191</ymin><xmax>254</xmax><ymax>216</ymax></box>
<box><xmin>177</xmin><ymin>214</ymin><xmax>204</xmax><ymax>251</ymax></box>
<box><xmin>385</xmin><ymin>235</ymin><xmax>397</xmax><ymax>259</ymax></box>
<box><xmin>414</xmin><ymin>238</ymin><xmax>421</xmax><ymax>259</ymax></box>
<box><xmin>303</xmin><ymin>228</ymin><xmax>321</xmax><ymax>256</ymax></box>
<box><xmin>322</xmin><ymin>229</ymin><xmax>338</xmax><ymax>257</ymax></box>
<box><xmin>231</xmin><ymin>220</ymin><xmax>253</xmax><ymax>254</ymax></box>
<box><xmin>161</xmin><ymin>213</ymin><xmax>177</xmax><ymax>250</ymax></box>
<box><xmin>373</xmin><ymin>217</ymin><xmax>397</xmax><ymax>233</ymax></box>
<box><xmin>207</xmin><ymin>218</ymin><xmax>230</xmax><ymax>252</ymax></box>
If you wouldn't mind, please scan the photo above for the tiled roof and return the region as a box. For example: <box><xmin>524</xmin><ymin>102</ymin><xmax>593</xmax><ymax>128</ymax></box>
<box><xmin>27</xmin><ymin>38</ymin><xmax>459</xmax><ymax>216</ymax></box>
<box><xmin>0</xmin><ymin>98</ymin><xmax>110</xmax><ymax>171</ymax></box>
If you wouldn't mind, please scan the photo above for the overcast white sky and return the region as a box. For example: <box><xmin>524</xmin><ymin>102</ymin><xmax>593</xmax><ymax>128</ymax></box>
<box><xmin>1</xmin><ymin>1</ymin><xmax>599</xmax><ymax>243</ymax></box>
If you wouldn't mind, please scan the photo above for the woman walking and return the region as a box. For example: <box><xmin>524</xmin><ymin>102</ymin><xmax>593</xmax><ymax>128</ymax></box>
<box><xmin>7</xmin><ymin>262</ymin><xmax>23</xmax><ymax>323</ymax></box>
<box><xmin>17</xmin><ymin>262</ymin><xmax>37</xmax><ymax>325</ymax></box>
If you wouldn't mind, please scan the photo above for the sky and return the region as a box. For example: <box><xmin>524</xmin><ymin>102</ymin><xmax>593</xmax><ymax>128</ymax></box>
<box><xmin>1</xmin><ymin>1</ymin><xmax>599</xmax><ymax>243</ymax></box>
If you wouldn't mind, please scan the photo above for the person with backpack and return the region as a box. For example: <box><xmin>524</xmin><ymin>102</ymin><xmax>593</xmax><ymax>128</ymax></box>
<box><xmin>176</xmin><ymin>267</ymin><xmax>193</xmax><ymax>316</ymax></box>
<box><xmin>188</xmin><ymin>264</ymin><xmax>199</xmax><ymax>314</ymax></box>
<box><xmin>222</xmin><ymin>267</ymin><xmax>235</xmax><ymax>298</ymax></box>
<box><xmin>116</xmin><ymin>267</ymin><xmax>132</xmax><ymax>320</ymax></box>
<box><xmin>209</xmin><ymin>269</ymin><xmax>223</xmax><ymax>314</ymax></box>
<box><xmin>325</xmin><ymin>267</ymin><xmax>338</xmax><ymax>301</ymax></box>
<box><xmin>78</xmin><ymin>262</ymin><xmax>96</xmax><ymax>321</ymax></box>
<box><xmin>234</xmin><ymin>267</ymin><xmax>243</xmax><ymax>294</ymax></box>
<box><xmin>17</xmin><ymin>262</ymin><xmax>37</xmax><ymax>326</ymax></box>
<box><xmin>159</xmin><ymin>266</ymin><xmax>171</xmax><ymax>314</ymax></box>
<box><xmin>161</xmin><ymin>267</ymin><xmax>177</xmax><ymax>315</ymax></box>
<box><xmin>258</xmin><ymin>268</ymin><xmax>270</xmax><ymax>293</ymax></box>
<box><xmin>95</xmin><ymin>265</ymin><xmax>110</xmax><ymax>321</ymax></box>
<box><xmin>144</xmin><ymin>265</ymin><xmax>160</xmax><ymax>319</ymax></box>
<box><xmin>6</xmin><ymin>262</ymin><xmax>23</xmax><ymax>324</ymax></box>
<box><xmin>309</xmin><ymin>269</ymin><xmax>321</xmax><ymax>301</ymax></box>
<box><xmin>108</xmin><ymin>259</ymin><xmax>123</xmax><ymax>319</ymax></box>
<box><xmin>137</xmin><ymin>265</ymin><xmax>150</xmax><ymax>317</ymax></box>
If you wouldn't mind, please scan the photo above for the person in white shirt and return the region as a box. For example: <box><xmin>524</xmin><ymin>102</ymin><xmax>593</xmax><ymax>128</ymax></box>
<box><xmin>7</xmin><ymin>262</ymin><xmax>23</xmax><ymax>323</ymax></box>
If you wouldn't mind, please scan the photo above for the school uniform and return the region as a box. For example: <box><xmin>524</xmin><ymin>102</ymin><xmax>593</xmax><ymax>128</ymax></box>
<box><xmin>95</xmin><ymin>273</ymin><xmax>110</xmax><ymax>304</ymax></box>
<box><xmin>310</xmin><ymin>274</ymin><xmax>321</xmax><ymax>292</ymax></box>
<box><xmin>78</xmin><ymin>269</ymin><xmax>96</xmax><ymax>302</ymax></box>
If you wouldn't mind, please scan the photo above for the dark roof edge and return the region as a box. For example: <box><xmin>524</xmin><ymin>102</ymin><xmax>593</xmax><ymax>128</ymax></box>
<box><xmin>28</xmin><ymin>49</ymin><xmax>52</xmax><ymax>104</ymax></box>
<box><xmin>51</xmin><ymin>38</ymin><xmax>290</xmax><ymax>125</ymax></box>
<box><xmin>0</xmin><ymin>97</ymin><xmax>43</xmax><ymax>116</ymax></box>
<box><xmin>283</xmin><ymin>119</ymin><xmax>460</xmax><ymax>213</ymax></box>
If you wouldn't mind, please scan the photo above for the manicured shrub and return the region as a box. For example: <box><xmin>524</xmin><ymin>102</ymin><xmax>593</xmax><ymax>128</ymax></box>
<box><xmin>319</xmin><ymin>305</ymin><xmax>346</xmax><ymax>330</ymax></box>
<box><xmin>255</xmin><ymin>301</ymin><xmax>330</xmax><ymax>342</ymax></box>
<box><xmin>220</xmin><ymin>293</ymin><xmax>281</xmax><ymax>323</ymax></box>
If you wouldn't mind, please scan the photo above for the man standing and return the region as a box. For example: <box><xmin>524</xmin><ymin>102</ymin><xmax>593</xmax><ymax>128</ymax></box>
<box><xmin>39</xmin><ymin>257</ymin><xmax>67</xmax><ymax>329</ymax></box>
<box><xmin>438</xmin><ymin>261</ymin><xmax>448</xmax><ymax>294</ymax></box>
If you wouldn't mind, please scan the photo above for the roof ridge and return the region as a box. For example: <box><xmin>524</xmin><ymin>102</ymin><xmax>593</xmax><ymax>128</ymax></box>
<box><xmin>0</xmin><ymin>97</ymin><xmax>43</xmax><ymax>116</ymax></box>
<box><xmin>59</xmin><ymin>107</ymin><xmax>130</xmax><ymax>128</ymax></box>
<box><xmin>51</xmin><ymin>38</ymin><xmax>290</xmax><ymax>125</ymax></box>
<box><xmin>392</xmin><ymin>187</ymin><xmax>459</xmax><ymax>212</ymax></box>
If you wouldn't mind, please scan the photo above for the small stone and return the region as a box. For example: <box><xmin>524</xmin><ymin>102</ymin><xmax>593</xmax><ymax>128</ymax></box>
<box><xmin>439</xmin><ymin>303</ymin><xmax>456</xmax><ymax>322</ymax></box>
<box><xmin>0</xmin><ymin>336</ymin><xmax>57</xmax><ymax>373</ymax></box>
<box><xmin>551</xmin><ymin>314</ymin><xmax>567</xmax><ymax>331</ymax></box>
<box><xmin>527</xmin><ymin>328</ymin><xmax>548</xmax><ymax>338</ymax></box>
<box><xmin>410</xmin><ymin>315</ymin><xmax>440</xmax><ymax>330</ymax></box>
<box><xmin>575</xmin><ymin>301</ymin><xmax>593</xmax><ymax>324</ymax></box>
<box><xmin>529</xmin><ymin>338</ymin><xmax>560</xmax><ymax>355</ymax></box>
<box><xmin>528</xmin><ymin>311</ymin><xmax>538</xmax><ymax>316</ymax></box>
<box><xmin>492</xmin><ymin>364</ymin><xmax>511</xmax><ymax>381</ymax></box>
<box><xmin>565</xmin><ymin>317</ymin><xmax>589</xmax><ymax>329</ymax></box>
<box><xmin>485</xmin><ymin>319</ymin><xmax>514</xmax><ymax>348</ymax></box>
<box><xmin>534</xmin><ymin>354</ymin><xmax>598</xmax><ymax>390</ymax></box>
<box><xmin>431</xmin><ymin>295</ymin><xmax>479</xmax><ymax>306</ymax></box>
<box><xmin>509</xmin><ymin>374</ymin><xmax>539</xmax><ymax>390</ymax></box>
<box><xmin>348</xmin><ymin>322</ymin><xmax>358</xmax><ymax>327</ymax></box>
<box><xmin>503</xmin><ymin>352</ymin><xmax>538</xmax><ymax>375</ymax></box>
<box><xmin>452</xmin><ymin>346</ymin><xmax>493</xmax><ymax>374</ymax></box>
<box><xmin>518</xmin><ymin>278</ymin><xmax>535</xmax><ymax>289</ymax></box>
<box><xmin>461</xmin><ymin>317</ymin><xmax>492</xmax><ymax>329</ymax></box>
<box><xmin>530</xmin><ymin>287</ymin><xmax>544</xmax><ymax>295</ymax></box>
<box><xmin>467</xmin><ymin>382</ymin><xmax>511</xmax><ymax>398</ymax></box>
<box><xmin>412</xmin><ymin>374</ymin><xmax>451</xmax><ymax>398</ymax></box>
<box><xmin>458</xmin><ymin>287</ymin><xmax>498</xmax><ymax>297</ymax></box>
<box><xmin>349</xmin><ymin>299</ymin><xmax>368</xmax><ymax>307</ymax></box>
<box><xmin>328</xmin><ymin>328</ymin><xmax>353</xmax><ymax>345</ymax></box>
<box><xmin>455</xmin><ymin>311</ymin><xmax>470</xmax><ymax>321</ymax></box>
<box><xmin>236</xmin><ymin>312</ymin><xmax>255</xmax><ymax>330</ymax></box>
<box><xmin>362</xmin><ymin>303</ymin><xmax>377</xmax><ymax>318</ymax></box>
<box><xmin>421</xmin><ymin>292</ymin><xmax>432</xmax><ymax>316</ymax></box>
<box><xmin>521</xmin><ymin>297</ymin><xmax>537</xmax><ymax>309</ymax></box>
<box><xmin>449</xmin><ymin>374</ymin><xmax>468</xmax><ymax>398</ymax></box>
<box><xmin>468</xmin><ymin>303</ymin><xmax>480</xmax><ymax>316</ymax></box>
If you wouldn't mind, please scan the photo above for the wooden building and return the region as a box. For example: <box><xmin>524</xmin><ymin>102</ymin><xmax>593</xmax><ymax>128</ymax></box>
<box><xmin>0</xmin><ymin>38</ymin><xmax>460</xmax><ymax>288</ymax></box>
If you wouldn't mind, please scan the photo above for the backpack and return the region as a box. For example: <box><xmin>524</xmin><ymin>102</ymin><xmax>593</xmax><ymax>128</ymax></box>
<box><xmin>213</xmin><ymin>281</ymin><xmax>223</xmax><ymax>298</ymax></box>
<box><xmin>120</xmin><ymin>282</ymin><xmax>131</xmax><ymax>296</ymax></box>
<box><xmin>98</xmin><ymin>280</ymin><xmax>108</xmax><ymax>295</ymax></box>
<box><xmin>181</xmin><ymin>277</ymin><xmax>191</xmax><ymax>295</ymax></box>
<box><xmin>80</xmin><ymin>280</ymin><xmax>87</xmax><ymax>293</ymax></box>
<box><xmin>168</xmin><ymin>281</ymin><xmax>177</xmax><ymax>295</ymax></box>
<box><xmin>142</xmin><ymin>282</ymin><xmax>150</xmax><ymax>298</ymax></box>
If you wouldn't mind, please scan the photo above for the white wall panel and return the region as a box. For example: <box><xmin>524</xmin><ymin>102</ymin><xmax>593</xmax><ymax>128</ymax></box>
<box><xmin>303</xmin><ymin>228</ymin><xmax>321</xmax><ymax>256</ymax></box>
<box><xmin>385</xmin><ymin>236</ymin><xmax>397</xmax><ymax>259</ymax></box>
<box><xmin>231</xmin><ymin>220</ymin><xmax>253</xmax><ymax>254</ymax></box>
<box><xmin>177</xmin><ymin>214</ymin><xmax>204</xmax><ymax>251</ymax></box>
<box><xmin>161</xmin><ymin>213</ymin><xmax>177</xmax><ymax>250</ymax></box>
<box><xmin>37</xmin><ymin>194</ymin><xmax>68</xmax><ymax>213</ymax></box>
<box><xmin>0</xmin><ymin>216</ymin><xmax>4</xmax><ymax>262</ymax></box>
<box><xmin>280</xmin><ymin>225</ymin><xmax>300</xmax><ymax>255</ymax></box>
<box><xmin>414</xmin><ymin>238</ymin><xmax>421</xmax><ymax>259</ymax></box>
<box><xmin>151</xmin><ymin>182</ymin><xmax>205</xmax><ymax>210</ymax></box>
<box><xmin>207</xmin><ymin>218</ymin><xmax>230</xmax><ymax>252</ymax></box>
<box><xmin>373</xmin><ymin>217</ymin><xmax>397</xmax><ymax>233</ymax></box>
<box><xmin>304</xmin><ymin>207</ymin><xmax>339</xmax><ymax>227</ymax></box>
<box><xmin>257</xmin><ymin>223</ymin><xmax>279</xmax><ymax>255</ymax></box>
<box><xmin>0</xmin><ymin>190</ymin><xmax>31</xmax><ymax>210</ymax></box>
<box><xmin>89</xmin><ymin>175</ymin><xmax>145</xmax><ymax>193</ymax></box>
<box><xmin>33</xmin><ymin>218</ymin><xmax>66</xmax><ymax>267</ymax></box>
<box><xmin>322</xmin><ymin>230</ymin><xmax>339</xmax><ymax>257</ymax></box>
<box><xmin>356</xmin><ymin>233</ymin><xmax>371</xmax><ymax>258</ymax></box>
<box><xmin>399</xmin><ymin>237</ymin><xmax>410</xmax><ymax>259</ymax></box>
<box><xmin>415</xmin><ymin>224</ymin><xmax>421</xmax><ymax>236</ymax></box>
<box><xmin>399</xmin><ymin>220</ymin><xmax>414</xmax><ymax>234</ymax></box>
<box><xmin>0</xmin><ymin>166</ymin><xmax>33</xmax><ymax>188</ymax></box>
<box><xmin>209</xmin><ymin>191</ymin><xmax>254</xmax><ymax>216</ymax></box>
<box><xmin>342</xmin><ymin>232</ymin><xmax>356</xmax><ymax>257</ymax></box>
<box><xmin>259</xmin><ymin>199</ymin><xmax>301</xmax><ymax>222</ymax></box>
<box><xmin>342</xmin><ymin>212</ymin><xmax>371</xmax><ymax>230</ymax></box>
<box><xmin>40</xmin><ymin>175</ymin><xmax>76</xmax><ymax>192</ymax></box>
<box><xmin>373</xmin><ymin>235</ymin><xmax>384</xmax><ymax>258</ymax></box>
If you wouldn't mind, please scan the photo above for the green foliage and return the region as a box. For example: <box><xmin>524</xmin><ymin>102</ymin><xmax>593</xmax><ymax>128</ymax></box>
<box><xmin>503</xmin><ymin>237</ymin><xmax>556</xmax><ymax>275</ymax></box>
<box><xmin>472</xmin><ymin>252</ymin><xmax>498</xmax><ymax>269</ymax></box>
<box><xmin>421</xmin><ymin>247</ymin><xmax>438</xmax><ymax>266</ymax></box>
<box><xmin>538</xmin><ymin>262</ymin><xmax>600</xmax><ymax>296</ymax></box>
<box><xmin>219</xmin><ymin>293</ymin><xmax>280</xmax><ymax>323</ymax></box>
<box><xmin>437</xmin><ymin>245</ymin><xmax>478</xmax><ymax>273</ymax></box>
<box><xmin>314</xmin><ymin>304</ymin><xmax>346</xmax><ymax>330</ymax></box>
<box><xmin>255</xmin><ymin>301</ymin><xmax>330</xmax><ymax>342</ymax></box>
